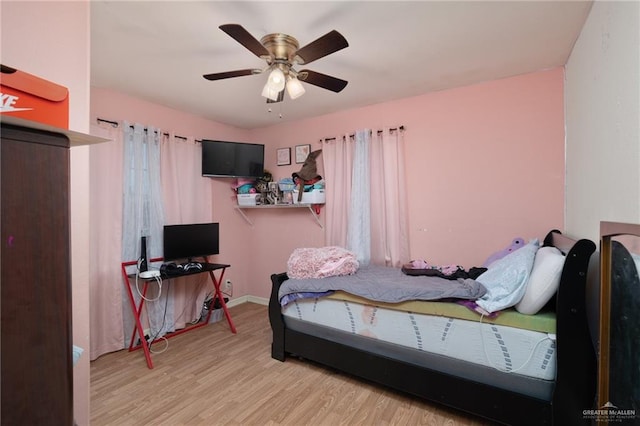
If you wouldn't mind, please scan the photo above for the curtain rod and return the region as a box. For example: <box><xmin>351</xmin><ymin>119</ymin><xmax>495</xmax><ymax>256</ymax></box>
<box><xmin>321</xmin><ymin>125</ymin><xmax>405</xmax><ymax>142</ymax></box>
<box><xmin>96</xmin><ymin>117</ymin><xmax>201</xmax><ymax>142</ymax></box>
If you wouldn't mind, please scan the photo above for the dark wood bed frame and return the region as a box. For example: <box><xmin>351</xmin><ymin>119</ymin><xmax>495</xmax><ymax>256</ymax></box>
<box><xmin>269</xmin><ymin>230</ymin><xmax>597</xmax><ymax>425</ymax></box>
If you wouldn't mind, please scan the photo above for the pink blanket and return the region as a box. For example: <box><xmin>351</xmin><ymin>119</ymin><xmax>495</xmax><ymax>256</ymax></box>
<box><xmin>287</xmin><ymin>246</ymin><xmax>359</xmax><ymax>279</ymax></box>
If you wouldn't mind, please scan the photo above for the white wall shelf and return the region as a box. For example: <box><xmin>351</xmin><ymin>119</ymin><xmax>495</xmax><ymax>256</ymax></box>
<box><xmin>235</xmin><ymin>204</ymin><xmax>324</xmax><ymax>228</ymax></box>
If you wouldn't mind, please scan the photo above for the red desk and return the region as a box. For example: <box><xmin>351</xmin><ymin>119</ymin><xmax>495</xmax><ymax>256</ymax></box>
<box><xmin>121</xmin><ymin>257</ymin><xmax>235</xmax><ymax>368</ymax></box>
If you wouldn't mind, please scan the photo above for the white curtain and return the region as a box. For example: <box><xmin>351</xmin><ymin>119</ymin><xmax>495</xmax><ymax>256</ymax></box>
<box><xmin>324</xmin><ymin>127</ymin><xmax>409</xmax><ymax>267</ymax></box>
<box><xmin>346</xmin><ymin>130</ymin><xmax>371</xmax><ymax>265</ymax></box>
<box><xmin>121</xmin><ymin>122</ymin><xmax>167</xmax><ymax>339</ymax></box>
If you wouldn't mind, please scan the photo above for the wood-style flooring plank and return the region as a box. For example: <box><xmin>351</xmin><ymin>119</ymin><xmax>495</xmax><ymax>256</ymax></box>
<box><xmin>90</xmin><ymin>303</ymin><xmax>490</xmax><ymax>425</ymax></box>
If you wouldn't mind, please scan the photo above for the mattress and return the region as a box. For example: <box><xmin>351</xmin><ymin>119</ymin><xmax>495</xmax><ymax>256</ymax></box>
<box><xmin>282</xmin><ymin>296</ymin><xmax>557</xmax><ymax>381</ymax></box>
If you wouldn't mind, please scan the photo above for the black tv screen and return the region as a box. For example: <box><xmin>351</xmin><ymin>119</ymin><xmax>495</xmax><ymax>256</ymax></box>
<box><xmin>201</xmin><ymin>140</ymin><xmax>264</xmax><ymax>178</ymax></box>
<box><xmin>163</xmin><ymin>223</ymin><xmax>219</xmax><ymax>262</ymax></box>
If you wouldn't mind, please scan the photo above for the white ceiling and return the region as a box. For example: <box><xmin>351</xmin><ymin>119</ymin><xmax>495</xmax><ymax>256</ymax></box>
<box><xmin>91</xmin><ymin>1</ymin><xmax>593</xmax><ymax>130</ymax></box>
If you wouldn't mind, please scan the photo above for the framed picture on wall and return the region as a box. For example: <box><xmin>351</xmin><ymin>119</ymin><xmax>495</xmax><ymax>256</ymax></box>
<box><xmin>277</xmin><ymin>147</ymin><xmax>291</xmax><ymax>166</ymax></box>
<box><xmin>295</xmin><ymin>144</ymin><xmax>311</xmax><ymax>164</ymax></box>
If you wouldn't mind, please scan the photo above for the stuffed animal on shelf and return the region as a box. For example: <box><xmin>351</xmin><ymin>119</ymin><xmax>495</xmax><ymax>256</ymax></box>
<box><xmin>255</xmin><ymin>169</ymin><xmax>273</xmax><ymax>193</ymax></box>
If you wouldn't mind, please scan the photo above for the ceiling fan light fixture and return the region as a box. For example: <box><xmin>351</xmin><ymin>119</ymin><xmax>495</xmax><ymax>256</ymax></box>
<box><xmin>207</xmin><ymin>25</ymin><xmax>349</xmax><ymax>105</ymax></box>
<box><xmin>267</xmin><ymin>67</ymin><xmax>286</xmax><ymax>91</ymax></box>
<box><xmin>261</xmin><ymin>82</ymin><xmax>280</xmax><ymax>101</ymax></box>
<box><xmin>286</xmin><ymin>76</ymin><xmax>305</xmax><ymax>99</ymax></box>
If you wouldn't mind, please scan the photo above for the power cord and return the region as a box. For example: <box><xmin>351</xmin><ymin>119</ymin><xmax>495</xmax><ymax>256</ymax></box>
<box><xmin>147</xmin><ymin>274</ymin><xmax>211</xmax><ymax>353</ymax></box>
<box><xmin>135</xmin><ymin>272</ymin><xmax>162</xmax><ymax>302</ymax></box>
<box><xmin>145</xmin><ymin>273</ymin><xmax>211</xmax><ymax>352</ymax></box>
<box><xmin>478</xmin><ymin>314</ymin><xmax>554</xmax><ymax>374</ymax></box>
<box><xmin>146</xmin><ymin>280</ymin><xmax>171</xmax><ymax>355</ymax></box>
<box><xmin>136</xmin><ymin>266</ymin><xmax>223</xmax><ymax>354</ymax></box>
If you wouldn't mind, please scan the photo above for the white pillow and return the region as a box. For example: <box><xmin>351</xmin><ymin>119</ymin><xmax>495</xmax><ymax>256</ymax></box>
<box><xmin>515</xmin><ymin>246</ymin><xmax>565</xmax><ymax>315</ymax></box>
<box><xmin>476</xmin><ymin>240</ymin><xmax>539</xmax><ymax>313</ymax></box>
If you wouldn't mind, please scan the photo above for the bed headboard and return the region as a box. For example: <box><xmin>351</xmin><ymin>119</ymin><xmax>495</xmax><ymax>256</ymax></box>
<box><xmin>544</xmin><ymin>229</ymin><xmax>585</xmax><ymax>253</ymax></box>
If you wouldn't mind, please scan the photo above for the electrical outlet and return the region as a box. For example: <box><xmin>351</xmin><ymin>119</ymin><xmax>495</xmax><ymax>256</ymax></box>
<box><xmin>224</xmin><ymin>279</ymin><xmax>233</xmax><ymax>295</ymax></box>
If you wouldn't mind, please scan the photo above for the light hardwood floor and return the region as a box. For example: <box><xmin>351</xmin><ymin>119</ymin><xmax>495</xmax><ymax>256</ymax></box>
<box><xmin>90</xmin><ymin>303</ymin><xmax>491</xmax><ymax>425</ymax></box>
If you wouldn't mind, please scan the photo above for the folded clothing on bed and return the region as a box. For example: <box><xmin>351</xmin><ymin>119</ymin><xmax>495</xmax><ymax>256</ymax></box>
<box><xmin>280</xmin><ymin>265</ymin><xmax>487</xmax><ymax>305</ymax></box>
<box><xmin>401</xmin><ymin>261</ymin><xmax>487</xmax><ymax>280</ymax></box>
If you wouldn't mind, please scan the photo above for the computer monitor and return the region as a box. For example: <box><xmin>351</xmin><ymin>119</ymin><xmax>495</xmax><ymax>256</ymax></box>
<box><xmin>163</xmin><ymin>223</ymin><xmax>219</xmax><ymax>263</ymax></box>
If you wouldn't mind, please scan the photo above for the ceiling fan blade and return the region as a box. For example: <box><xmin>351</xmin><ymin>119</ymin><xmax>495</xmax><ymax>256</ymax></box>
<box><xmin>294</xmin><ymin>30</ymin><xmax>348</xmax><ymax>65</ymax></box>
<box><xmin>266</xmin><ymin>89</ymin><xmax>285</xmax><ymax>104</ymax></box>
<box><xmin>203</xmin><ymin>69</ymin><xmax>261</xmax><ymax>81</ymax></box>
<box><xmin>219</xmin><ymin>24</ymin><xmax>270</xmax><ymax>58</ymax></box>
<box><xmin>298</xmin><ymin>70</ymin><xmax>348</xmax><ymax>93</ymax></box>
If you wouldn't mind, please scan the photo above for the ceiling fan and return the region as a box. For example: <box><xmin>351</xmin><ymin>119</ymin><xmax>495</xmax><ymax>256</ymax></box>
<box><xmin>203</xmin><ymin>24</ymin><xmax>349</xmax><ymax>103</ymax></box>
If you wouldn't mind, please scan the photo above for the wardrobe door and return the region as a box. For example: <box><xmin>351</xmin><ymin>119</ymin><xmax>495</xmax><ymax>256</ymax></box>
<box><xmin>1</xmin><ymin>124</ymin><xmax>73</xmax><ymax>425</ymax></box>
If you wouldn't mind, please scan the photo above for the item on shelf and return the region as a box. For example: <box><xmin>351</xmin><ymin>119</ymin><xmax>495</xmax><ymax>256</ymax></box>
<box><xmin>292</xmin><ymin>149</ymin><xmax>322</xmax><ymax>181</ymax></box>
<box><xmin>265</xmin><ymin>182</ymin><xmax>280</xmax><ymax>205</ymax></box>
<box><xmin>255</xmin><ymin>169</ymin><xmax>273</xmax><ymax>193</ymax></box>
<box><xmin>278</xmin><ymin>178</ymin><xmax>296</xmax><ymax>192</ymax></box>
<box><xmin>232</xmin><ymin>177</ymin><xmax>257</xmax><ymax>194</ymax></box>
<box><xmin>292</xmin><ymin>188</ymin><xmax>326</xmax><ymax>204</ymax></box>
<box><xmin>237</xmin><ymin>193</ymin><xmax>261</xmax><ymax>206</ymax></box>
<box><xmin>236</xmin><ymin>184</ymin><xmax>256</xmax><ymax>194</ymax></box>
<box><xmin>282</xmin><ymin>191</ymin><xmax>294</xmax><ymax>204</ymax></box>
<box><xmin>292</xmin><ymin>150</ymin><xmax>323</xmax><ymax>202</ymax></box>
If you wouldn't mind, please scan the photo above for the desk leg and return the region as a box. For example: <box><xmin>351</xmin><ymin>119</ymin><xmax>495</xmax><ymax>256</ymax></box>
<box><xmin>122</xmin><ymin>274</ymin><xmax>154</xmax><ymax>369</ymax></box>
<box><xmin>208</xmin><ymin>268</ymin><xmax>237</xmax><ymax>333</ymax></box>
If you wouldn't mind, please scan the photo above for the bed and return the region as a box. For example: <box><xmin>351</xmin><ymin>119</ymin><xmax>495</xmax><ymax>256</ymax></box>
<box><xmin>269</xmin><ymin>230</ymin><xmax>597</xmax><ymax>425</ymax></box>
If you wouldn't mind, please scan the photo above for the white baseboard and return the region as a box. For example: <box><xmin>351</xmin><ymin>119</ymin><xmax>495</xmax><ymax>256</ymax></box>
<box><xmin>226</xmin><ymin>295</ymin><xmax>269</xmax><ymax>307</ymax></box>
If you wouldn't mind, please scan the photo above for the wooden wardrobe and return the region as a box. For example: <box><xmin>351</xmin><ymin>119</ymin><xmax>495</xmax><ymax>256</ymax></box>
<box><xmin>1</xmin><ymin>122</ymin><xmax>73</xmax><ymax>425</ymax></box>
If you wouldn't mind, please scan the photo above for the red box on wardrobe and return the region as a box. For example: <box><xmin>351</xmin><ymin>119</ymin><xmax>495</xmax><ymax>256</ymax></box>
<box><xmin>1</xmin><ymin>64</ymin><xmax>69</xmax><ymax>129</ymax></box>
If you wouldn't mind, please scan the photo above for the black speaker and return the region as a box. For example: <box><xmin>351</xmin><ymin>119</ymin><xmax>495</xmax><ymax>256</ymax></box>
<box><xmin>139</xmin><ymin>236</ymin><xmax>148</xmax><ymax>272</ymax></box>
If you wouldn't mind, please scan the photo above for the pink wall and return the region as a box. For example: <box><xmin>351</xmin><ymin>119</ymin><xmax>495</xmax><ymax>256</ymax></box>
<box><xmin>2</xmin><ymin>1</ymin><xmax>93</xmax><ymax>424</ymax></box>
<box><xmin>248</xmin><ymin>68</ymin><xmax>565</xmax><ymax>297</ymax></box>
<box><xmin>92</xmin><ymin>68</ymin><xmax>565</xmax><ymax>301</ymax></box>
<box><xmin>90</xmin><ymin>88</ymin><xmax>257</xmax><ymax>298</ymax></box>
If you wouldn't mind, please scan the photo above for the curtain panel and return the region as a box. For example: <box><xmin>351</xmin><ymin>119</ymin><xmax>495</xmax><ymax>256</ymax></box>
<box><xmin>88</xmin><ymin>123</ymin><xmax>212</xmax><ymax>360</ymax></box>
<box><xmin>160</xmin><ymin>133</ymin><xmax>214</xmax><ymax>332</ymax></box>
<box><xmin>323</xmin><ymin>127</ymin><xmax>409</xmax><ymax>268</ymax></box>
<box><xmin>121</xmin><ymin>123</ymin><xmax>166</xmax><ymax>340</ymax></box>
<box><xmin>88</xmin><ymin>123</ymin><xmax>124</xmax><ymax>360</ymax></box>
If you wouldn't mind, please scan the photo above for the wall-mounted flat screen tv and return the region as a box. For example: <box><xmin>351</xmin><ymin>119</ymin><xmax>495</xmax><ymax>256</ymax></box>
<box><xmin>163</xmin><ymin>223</ymin><xmax>219</xmax><ymax>262</ymax></box>
<box><xmin>201</xmin><ymin>139</ymin><xmax>264</xmax><ymax>178</ymax></box>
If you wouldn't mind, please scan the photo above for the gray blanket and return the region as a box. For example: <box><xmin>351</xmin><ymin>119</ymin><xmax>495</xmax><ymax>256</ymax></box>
<box><xmin>279</xmin><ymin>265</ymin><xmax>487</xmax><ymax>304</ymax></box>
